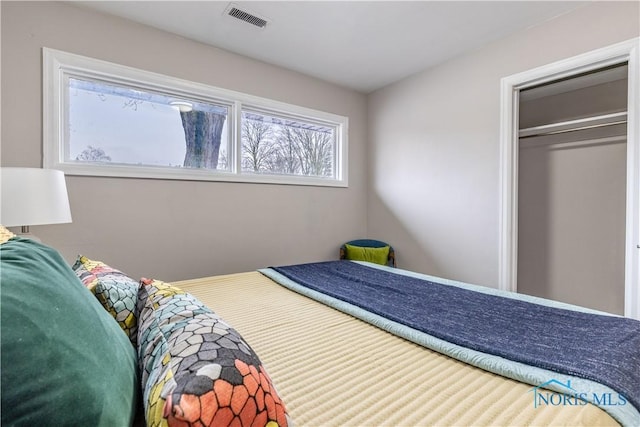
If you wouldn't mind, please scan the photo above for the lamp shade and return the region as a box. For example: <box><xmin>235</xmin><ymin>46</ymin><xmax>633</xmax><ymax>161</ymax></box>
<box><xmin>1</xmin><ymin>168</ymin><xmax>72</xmax><ymax>227</ymax></box>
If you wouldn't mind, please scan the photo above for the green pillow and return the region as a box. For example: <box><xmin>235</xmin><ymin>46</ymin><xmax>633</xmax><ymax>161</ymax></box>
<box><xmin>0</xmin><ymin>238</ymin><xmax>138</xmax><ymax>426</ymax></box>
<box><xmin>344</xmin><ymin>243</ymin><xmax>390</xmax><ymax>265</ymax></box>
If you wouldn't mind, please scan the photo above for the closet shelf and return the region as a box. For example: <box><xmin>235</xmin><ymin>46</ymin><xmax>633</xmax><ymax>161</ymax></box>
<box><xmin>519</xmin><ymin>111</ymin><xmax>627</xmax><ymax>139</ymax></box>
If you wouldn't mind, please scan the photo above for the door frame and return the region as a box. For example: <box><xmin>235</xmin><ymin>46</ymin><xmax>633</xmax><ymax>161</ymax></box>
<box><xmin>498</xmin><ymin>37</ymin><xmax>640</xmax><ymax>319</ymax></box>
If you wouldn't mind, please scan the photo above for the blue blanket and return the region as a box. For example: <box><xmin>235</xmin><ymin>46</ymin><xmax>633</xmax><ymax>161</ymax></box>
<box><xmin>267</xmin><ymin>261</ymin><xmax>640</xmax><ymax>424</ymax></box>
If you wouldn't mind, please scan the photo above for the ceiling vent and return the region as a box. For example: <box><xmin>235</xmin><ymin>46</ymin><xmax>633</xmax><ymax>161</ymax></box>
<box><xmin>225</xmin><ymin>3</ymin><xmax>269</xmax><ymax>29</ymax></box>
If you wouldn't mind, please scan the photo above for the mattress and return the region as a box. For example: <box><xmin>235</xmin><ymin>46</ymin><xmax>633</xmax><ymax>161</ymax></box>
<box><xmin>175</xmin><ymin>271</ymin><xmax>617</xmax><ymax>426</ymax></box>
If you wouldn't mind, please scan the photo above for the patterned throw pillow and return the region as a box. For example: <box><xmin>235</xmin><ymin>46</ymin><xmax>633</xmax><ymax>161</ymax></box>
<box><xmin>137</xmin><ymin>278</ymin><xmax>289</xmax><ymax>427</ymax></box>
<box><xmin>72</xmin><ymin>255</ymin><xmax>139</xmax><ymax>345</ymax></box>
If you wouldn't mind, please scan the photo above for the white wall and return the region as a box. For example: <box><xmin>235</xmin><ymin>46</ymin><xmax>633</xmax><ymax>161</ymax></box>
<box><xmin>0</xmin><ymin>1</ymin><xmax>368</xmax><ymax>281</ymax></box>
<box><xmin>367</xmin><ymin>1</ymin><xmax>639</xmax><ymax>287</ymax></box>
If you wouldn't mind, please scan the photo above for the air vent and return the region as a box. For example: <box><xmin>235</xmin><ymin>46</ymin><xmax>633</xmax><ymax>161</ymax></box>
<box><xmin>226</xmin><ymin>4</ymin><xmax>268</xmax><ymax>28</ymax></box>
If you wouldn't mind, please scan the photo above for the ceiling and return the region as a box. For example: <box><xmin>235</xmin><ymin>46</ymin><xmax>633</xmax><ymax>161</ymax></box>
<box><xmin>73</xmin><ymin>1</ymin><xmax>589</xmax><ymax>93</ymax></box>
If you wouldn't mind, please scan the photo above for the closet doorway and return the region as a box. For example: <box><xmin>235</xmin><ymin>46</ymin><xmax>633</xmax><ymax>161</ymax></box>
<box><xmin>517</xmin><ymin>65</ymin><xmax>627</xmax><ymax>314</ymax></box>
<box><xmin>499</xmin><ymin>38</ymin><xmax>640</xmax><ymax>319</ymax></box>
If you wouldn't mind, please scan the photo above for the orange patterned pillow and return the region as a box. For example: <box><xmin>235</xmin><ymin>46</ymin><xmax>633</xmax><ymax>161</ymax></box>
<box><xmin>137</xmin><ymin>278</ymin><xmax>289</xmax><ymax>427</ymax></box>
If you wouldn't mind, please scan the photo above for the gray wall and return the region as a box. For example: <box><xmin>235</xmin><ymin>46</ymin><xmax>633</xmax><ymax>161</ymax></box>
<box><xmin>367</xmin><ymin>1</ymin><xmax>639</xmax><ymax>287</ymax></box>
<box><xmin>518</xmin><ymin>78</ymin><xmax>628</xmax><ymax>314</ymax></box>
<box><xmin>2</xmin><ymin>1</ymin><xmax>639</xmax><ymax>289</ymax></box>
<box><xmin>518</xmin><ymin>128</ymin><xmax>627</xmax><ymax>314</ymax></box>
<box><xmin>0</xmin><ymin>1</ymin><xmax>368</xmax><ymax>281</ymax></box>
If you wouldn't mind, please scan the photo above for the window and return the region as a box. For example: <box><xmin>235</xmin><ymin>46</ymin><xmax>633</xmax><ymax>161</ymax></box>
<box><xmin>241</xmin><ymin>109</ymin><xmax>336</xmax><ymax>178</ymax></box>
<box><xmin>68</xmin><ymin>78</ymin><xmax>231</xmax><ymax>171</ymax></box>
<box><xmin>44</xmin><ymin>48</ymin><xmax>348</xmax><ymax>187</ymax></box>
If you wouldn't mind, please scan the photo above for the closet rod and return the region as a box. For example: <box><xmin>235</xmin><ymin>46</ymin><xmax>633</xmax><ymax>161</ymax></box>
<box><xmin>519</xmin><ymin>111</ymin><xmax>627</xmax><ymax>139</ymax></box>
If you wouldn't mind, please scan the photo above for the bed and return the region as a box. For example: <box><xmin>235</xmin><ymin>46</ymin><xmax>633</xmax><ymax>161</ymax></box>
<box><xmin>1</xmin><ymin>229</ymin><xmax>638</xmax><ymax>427</ymax></box>
<box><xmin>174</xmin><ymin>261</ymin><xmax>639</xmax><ymax>427</ymax></box>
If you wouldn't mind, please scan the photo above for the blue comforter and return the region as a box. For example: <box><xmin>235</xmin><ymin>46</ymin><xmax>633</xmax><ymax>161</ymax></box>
<box><xmin>265</xmin><ymin>261</ymin><xmax>640</xmax><ymax>425</ymax></box>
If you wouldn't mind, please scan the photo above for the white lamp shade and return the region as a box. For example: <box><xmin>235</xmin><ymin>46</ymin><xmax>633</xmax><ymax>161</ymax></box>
<box><xmin>1</xmin><ymin>168</ymin><xmax>72</xmax><ymax>227</ymax></box>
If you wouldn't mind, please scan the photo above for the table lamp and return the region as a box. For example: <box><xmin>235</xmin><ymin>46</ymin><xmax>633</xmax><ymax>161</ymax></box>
<box><xmin>0</xmin><ymin>167</ymin><xmax>72</xmax><ymax>241</ymax></box>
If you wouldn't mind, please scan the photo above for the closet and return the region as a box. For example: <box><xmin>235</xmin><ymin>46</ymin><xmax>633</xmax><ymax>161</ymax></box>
<box><xmin>517</xmin><ymin>64</ymin><xmax>628</xmax><ymax>315</ymax></box>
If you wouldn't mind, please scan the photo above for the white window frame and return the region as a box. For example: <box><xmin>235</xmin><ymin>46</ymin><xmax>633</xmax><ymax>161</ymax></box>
<box><xmin>43</xmin><ymin>48</ymin><xmax>348</xmax><ymax>187</ymax></box>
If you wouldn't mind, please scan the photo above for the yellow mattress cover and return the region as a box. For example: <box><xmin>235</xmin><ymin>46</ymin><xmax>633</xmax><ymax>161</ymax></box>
<box><xmin>175</xmin><ymin>271</ymin><xmax>617</xmax><ymax>427</ymax></box>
